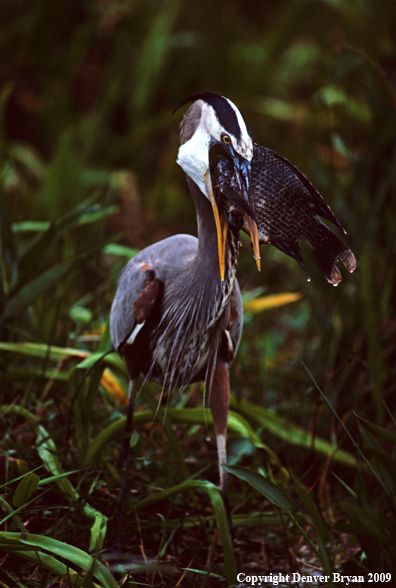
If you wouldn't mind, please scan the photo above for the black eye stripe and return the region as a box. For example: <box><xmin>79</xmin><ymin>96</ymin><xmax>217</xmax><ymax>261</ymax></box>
<box><xmin>211</xmin><ymin>97</ymin><xmax>243</xmax><ymax>141</ymax></box>
<box><xmin>173</xmin><ymin>92</ymin><xmax>250</xmax><ymax>142</ymax></box>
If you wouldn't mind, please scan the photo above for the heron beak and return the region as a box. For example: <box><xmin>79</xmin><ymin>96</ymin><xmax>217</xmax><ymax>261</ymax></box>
<box><xmin>205</xmin><ymin>170</ymin><xmax>228</xmax><ymax>281</ymax></box>
<box><xmin>245</xmin><ymin>212</ymin><xmax>261</xmax><ymax>272</ymax></box>
<box><xmin>234</xmin><ymin>160</ymin><xmax>261</xmax><ymax>272</ymax></box>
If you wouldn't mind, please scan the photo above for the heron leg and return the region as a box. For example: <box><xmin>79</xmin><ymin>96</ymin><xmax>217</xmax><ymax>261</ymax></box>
<box><xmin>209</xmin><ymin>361</ymin><xmax>232</xmax><ymax>524</ymax></box>
<box><xmin>112</xmin><ymin>378</ymin><xmax>137</xmax><ymax>550</ymax></box>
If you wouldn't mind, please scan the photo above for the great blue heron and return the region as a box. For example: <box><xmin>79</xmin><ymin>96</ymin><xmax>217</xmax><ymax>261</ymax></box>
<box><xmin>110</xmin><ymin>92</ymin><xmax>261</xmax><ymax>545</ymax></box>
<box><xmin>109</xmin><ymin>92</ymin><xmax>356</xmax><ymax>548</ymax></box>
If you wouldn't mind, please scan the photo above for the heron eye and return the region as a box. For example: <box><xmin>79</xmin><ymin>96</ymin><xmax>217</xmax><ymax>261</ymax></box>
<box><xmin>222</xmin><ymin>134</ymin><xmax>231</xmax><ymax>145</ymax></box>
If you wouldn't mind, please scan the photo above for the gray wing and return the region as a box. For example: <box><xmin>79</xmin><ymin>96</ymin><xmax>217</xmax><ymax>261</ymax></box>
<box><xmin>110</xmin><ymin>234</ymin><xmax>198</xmax><ymax>354</ymax></box>
<box><xmin>110</xmin><ymin>257</ymin><xmax>159</xmax><ymax>354</ymax></box>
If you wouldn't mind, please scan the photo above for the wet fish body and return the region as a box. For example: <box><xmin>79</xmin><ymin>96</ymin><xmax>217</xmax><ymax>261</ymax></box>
<box><xmin>213</xmin><ymin>144</ymin><xmax>356</xmax><ymax>285</ymax></box>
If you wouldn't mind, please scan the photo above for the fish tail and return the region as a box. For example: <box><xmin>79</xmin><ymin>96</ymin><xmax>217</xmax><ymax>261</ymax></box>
<box><xmin>309</xmin><ymin>220</ymin><xmax>357</xmax><ymax>286</ymax></box>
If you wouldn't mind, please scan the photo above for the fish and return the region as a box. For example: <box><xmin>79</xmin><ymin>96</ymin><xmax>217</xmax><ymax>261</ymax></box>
<box><xmin>212</xmin><ymin>144</ymin><xmax>357</xmax><ymax>286</ymax></box>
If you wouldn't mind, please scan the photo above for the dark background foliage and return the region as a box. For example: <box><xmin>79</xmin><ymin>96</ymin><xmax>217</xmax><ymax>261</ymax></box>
<box><xmin>1</xmin><ymin>1</ymin><xmax>395</xmax><ymax>586</ymax></box>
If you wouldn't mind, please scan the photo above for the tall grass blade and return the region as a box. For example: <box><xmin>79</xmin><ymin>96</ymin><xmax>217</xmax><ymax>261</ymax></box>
<box><xmin>231</xmin><ymin>396</ymin><xmax>358</xmax><ymax>468</ymax></box>
<box><xmin>0</xmin><ymin>533</ymin><xmax>118</xmax><ymax>588</ymax></box>
<box><xmin>223</xmin><ymin>464</ymin><xmax>296</xmax><ymax>511</ymax></box>
<box><xmin>0</xmin><ymin>199</ymin><xmax>17</xmax><ymax>298</ymax></box>
<box><xmin>0</xmin><ymin>341</ymin><xmax>88</xmax><ymax>360</ymax></box>
<box><xmin>355</xmin><ymin>413</ymin><xmax>396</xmax><ymax>444</ymax></box>
<box><xmin>141</xmin><ymin>388</ymin><xmax>189</xmax><ymax>480</ymax></box>
<box><xmin>360</xmin><ymin>245</ymin><xmax>384</xmax><ymax>421</ymax></box>
<box><xmin>81</xmin><ymin>406</ymin><xmax>283</xmax><ymax>471</ymax></box>
<box><xmin>1</xmin><ymin>404</ymin><xmax>108</xmax><ymax>551</ymax></box>
<box><xmin>134</xmin><ymin>480</ymin><xmax>237</xmax><ymax>587</ymax></box>
<box><xmin>292</xmin><ymin>475</ymin><xmax>332</xmax><ymax>577</ymax></box>
<box><xmin>2</xmin><ymin>258</ymin><xmax>79</xmax><ymax>322</ymax></box>
<box><xmin>132</xmin><ymin>2</ymin><xmax>181</xmax><ymax>115</ymax></box>
<box><xmin>302</xmin><ymin>362</ymin><xmax>391</xmax><ymax>494</ymax></box>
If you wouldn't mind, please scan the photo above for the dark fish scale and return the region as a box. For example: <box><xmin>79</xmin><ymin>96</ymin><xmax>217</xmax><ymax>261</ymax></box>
<box><xmin>213</xmin><ymin>144</ymin><xmax>357</xmax><ymax>286</ymax></box>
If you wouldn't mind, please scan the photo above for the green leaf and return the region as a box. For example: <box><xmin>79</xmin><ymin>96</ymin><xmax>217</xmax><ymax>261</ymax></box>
<box><xmin>0</xmin><ymin>495</ymin><xmax>26</xmax><ymax>532</ymax></box>
<box><xmin>80</xmin><ymin>417</ymin><xmax>126</xmax><ymax>467</ymax></box>
<box><xmin>292</xmin><ymin>475</ymin><xmax>332</xmax><ymax>575</ymax></box>
<box><xmin>0</xmin><ymin>546</ymin><xmax>85</xmax><ymax>587</ymax></box>
<box><xmin>71</xmin><ymin>360</ymin><xmax>105</xmax><ymax>455</ymax></box>
<box><xmin>9</xmin><ymin>144</ymin><xmax>46</xmax><ymax>180</ymax></box>
<box><xmin>223</xmin><ymin>465</ymin><xmax>297</xmax><ymax>511</ymax></box>
<box><xmin>73</xmin><ymin>351</ymin><xmax>122</xmax><ymax>371</ymax></box>
<box><xmin>355</xmin><ymin>413</ymin><xmax>396</xmax><ymax>444</ymax></box>
<box><xmin>69</xmin><ymin>305</ymin><xmax>93</xmax><ymax>324</ymax></box>
<box><xmin>11</xmin><ymin>221</ymin><xmax>50</xmax><ymax>232</ymax></box>
<box><xmin>36</xmin><ymin>425</ymin><xmax>77</xmax><ymax>500</ymax></box>
<box><xmin>331</xmin><ymin>472</ymin><xmax>357</xmax><ymax>499</ymax></box>
<box><xmin>103</xmin><ymin>243</ymin><xmax>139</xmax><ymax>258</ymax></box>
<box><xmin>14</xmin><ymin>192</ymin><xmax>101</xmax><ymax>291</ymax></box>
<box><xmin>76</xmin><ymin>205</ymin><xmax>118</xmax><ymax>225</ymax></box>
<box><xmin>2</xmin><ymin>257</ymin><xmax>78</xmax><ymax>321</ymax></box>
<box><xmin>252</xmin><ymin>95</ymin><xmax>308</xmax><ymax>122</ymax></box>
<box><xmin>16</xmin><ymin>220</ymin><xmax>59</xmax><ymax>284</ymax></box>
<box><xmin>1</xmin><ymin>405</ymin><xmax>107</xmax><ymax>552</ymax></box>
<box><xmin>0</xmin><ymin>199</ymin><xmax>17</xmax><ymax>298</ymax></box>
<box><xmin>141</xmin><ymin>388</ymin><xmax>189</xmax><ymax>480</ymax></box>
<box><xmin>317</xmin><ymin>85</ymin><xmax>371</xmax><ymax>122</ymax></box>
<box><xmin>166</xmin><ymin>511</ymin><xmax>285</xmax><ymax>528</ymax></box>
<box><xmin>232</xmin><ymin>397</ymin><xmax>358</xmax><ymax>468</ymax></box>
<box><xmin>0</xmin><ymin>533</ymin><xmax>118</xmax><ymax>588</ymax></box>
<box><xmin>0</xmin><ymin>341</ymin><xmax>88</xmax><ymax>360</ymax></box>
<box><xmin>133</xmin><ymin>1</ymin><xmax>181</xmax><ymax>115</ymax></box>
<box><xmin>133</xmin><ymin>480</ymin><xmax>236</xmax><ymax>586</ymax></box>
<box><xmin>81</xmin><ymin>406</ymin><xmax>282</xmax><ymax>470</ymax></box>
<box><xmin>12</xmin><ymin>472</ymin><xmax>40</xmax><ymax>508</ymax></box>
<box><xmin>37</xmin><ymin>132</ymin><xmax>85</xmax><ymax>218</ymax></box>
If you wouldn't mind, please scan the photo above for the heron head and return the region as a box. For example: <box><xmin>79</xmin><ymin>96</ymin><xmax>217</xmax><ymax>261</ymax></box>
<box><xmin>175</xmin><ymin>92</ymin><xmax>260</xmax><ymax>280</ymax></box>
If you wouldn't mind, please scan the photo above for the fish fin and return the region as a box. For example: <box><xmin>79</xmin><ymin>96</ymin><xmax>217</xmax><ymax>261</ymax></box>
<box><xmin>271</xmin><ymin>240</ymin><xmax>310</xmax><ymax>277</ymax></box>
<box><xmin>258</xmin><ymin>145</ymin><xmax>347</xmax><ymax>234</ymax></box>
<box><xmin>306</xmin><ymin>220</ymin><xmax>357</xmax><ymax>286</ymax></box>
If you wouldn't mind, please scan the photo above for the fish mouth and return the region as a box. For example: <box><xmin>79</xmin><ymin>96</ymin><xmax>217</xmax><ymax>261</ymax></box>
<box><xmin>208</xmin><ymin>149</ymin><xmax>261</xmax><ymax>277</ymax></box>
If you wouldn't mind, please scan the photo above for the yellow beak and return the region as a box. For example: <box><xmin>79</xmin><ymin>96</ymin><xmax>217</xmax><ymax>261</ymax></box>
<box><xmin>205</xmin><ymin>170</ymin><xmax>228</xmax><ymax>281</ymax></box>
<box><xmin>205</xmin><ymin>169</ymin><xmax>261</xmax><ymax>280</ymax></box>
<box><xmin>246</xmin><ymin>212</ymin><xmax>261</xmax><ymax>272</ymax></box>
<box><xmin>232</xmin><ymin>164</ymin><xmax>261</xmax><ymax>273</ymax></box>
